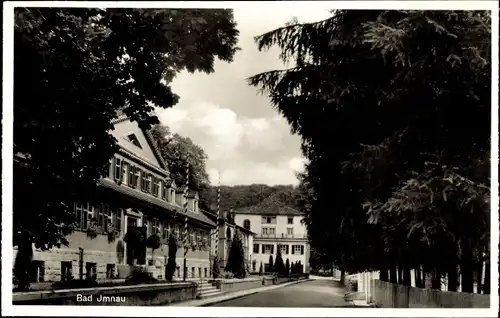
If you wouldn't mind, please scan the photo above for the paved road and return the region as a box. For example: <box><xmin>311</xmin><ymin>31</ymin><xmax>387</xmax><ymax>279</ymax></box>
<box><xmin>211</xmin><ymin>279</ymin><xmax>354</xmax><ymax>307</ymax></box>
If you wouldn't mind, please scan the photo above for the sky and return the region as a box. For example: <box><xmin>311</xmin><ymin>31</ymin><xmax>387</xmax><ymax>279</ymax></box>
<box><xmin>155</xmin><ymin>5</ymin><xmax>333</xmax><ymax>186</ymax></box>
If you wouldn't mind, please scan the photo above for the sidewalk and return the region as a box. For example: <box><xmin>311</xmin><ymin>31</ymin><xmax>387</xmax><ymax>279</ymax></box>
<box><xmin>171</xmin><ymin>279</ymin><xmax>313</xmax><ymax>307</ymax></box>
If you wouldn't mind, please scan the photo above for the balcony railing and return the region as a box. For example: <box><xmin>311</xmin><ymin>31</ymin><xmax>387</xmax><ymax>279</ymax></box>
<box><xmin>256</xmin><ymin>233</ymin><xmax>307</xmax><ymax>239</ymax></box>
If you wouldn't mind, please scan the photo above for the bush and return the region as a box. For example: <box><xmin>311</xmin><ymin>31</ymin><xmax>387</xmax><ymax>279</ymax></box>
<box><xmin>221</xmin><ymin>271</ymin><xmax>234</xmax><ymax>279</ymax></box>
<box><xmin>126</xmin><ymin>266</ymin><xmax>157</xmax><ymax>285</ymax></box>
<box><xmin>165</xmin><ymin>234</ymin><xmax>177</xmax><ymax>282</ymax></box>
<box><xmin>258</xmin><ymin>262</ymin><xmax>263</xmax><ymax>276</ymax></box>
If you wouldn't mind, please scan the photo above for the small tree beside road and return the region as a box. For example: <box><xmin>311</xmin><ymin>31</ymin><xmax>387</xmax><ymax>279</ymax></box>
<box><xmin>268</xmin><ymin>255</ymin><xmax>274</xmax><ymax>273</ymax></box>
<box><xmin>275</xmin><ymin>247</ymin><xmax>285</xmax><ymax>276</ymax></box>
<box><xmin>225</xmin><ymin>232</ymin><xmax>246</xmax><ymax>278</ymax></box>
<box><xmin>285</xmin><ymin>259</ymin><xmax>290</xmax><ymax>276</ymax></box>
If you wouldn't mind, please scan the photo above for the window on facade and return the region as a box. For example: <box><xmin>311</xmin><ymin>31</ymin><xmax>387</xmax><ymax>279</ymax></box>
<box><xmin>279</xmin><ymin>244</ymin><xmax>288</xmax><ymax>255</ymax></box>
<box><xmin>161</xmin><ymin>182</ymin><xmax>167</xmax><ymax>200</ymax></box>
<box><xmin>204</xmin><ymin>268</ymin><xmax>208</xmax><ymax>278</ymax></box>
<box><xmin>287</xmin><ymin>227</ymin><xmax>293</xmax><ymax>236</ymax></box>
<box><xmin>152</xmin><ymin>177</ymin><xmax>160</xmax><ymax>197</ymax></box>
<box><xmin>128</xmin><ymin>165</ymin><xmax>135</xmax><ymax>187</ymax></box>
<box><xmin>243</xmin><ymin>219</ymin><xmax>251</xmax><ymax>230</ymax></box>
<box><xmin>127</xmin><ymin>133</ymin><xmax>142</xmax><ymax>148</ymax></box>
<box><xmin>292</xmin><ymin>245</ymin><xmax>304</xmax><ymax>255</ymax></box>
<box><xmin>152</xmin><ymin>218</ymin><xmax>160</xmax><ymax>235</ymax></box>
<box><xmin>75</xmin><ymin>202</ymin><xmax>95</xmax><ymax>230</ymax></box>
<box><xmin>61</xmin><ymin>261</ymin><xmax>72</xmax><ymax>281</ymax></box>
<box><xmin>253</xmin><ymin>244</ymin><xmax>259</xmax><ymax>254</ymax></box>
<box><xmin>86</xmin><ymin>262</ymin><xmax>97</xmax><ymax>281</ymax></box>
<box><xmin>287</xmin><ymin>217</ymin><xmax>293</xmax><ymax>224</ymax></box>
<box><xmin>189</xmin><ymin>228</ymin><xmax>194</xmax><ymax>243</ymax></box>
<box><xmin>96</xmin><ymin>203</ymin><xmax>111</xmax><ymax>232</ymax></box>
<box><xmin>121</xmin><ymin>162</ymin><xmax>127</xmax><ymax>184</ymax></box>
<box><xmin>261</xmin><ymin>216</ymin><xmax>276</xmax><ymax>224</ymax></box>
<box><xmin>113</xmin><ymin>208</ymin><xmax>122</xmax><ymax>233</ymax></box>
<box><xmin>262</xmin><ymin>227</ymin><xmax>275</xmax><ymax>236</ymax></box>
<box><xmin>30</xmin><ymin>260</ymin><xmax>45</xmax><ymax>283</ymax></box>
<box><xmin>170</xmin><ymin>189</ymin><xmax>175</xmax><ymax>203</ymax></box>
<box><xmin>263</xmin><ymin>244</ymin><xmax>274</xmax><ymax>254</ymax></box>
<box><xmin>114</xmin><ymin>158</ymin><xmax>122</xmax><ymax>182</ymax></box>
<box><xmin>191</xmin><ymin>267</ymin><xmax>195</xmax><ymax>278</ymax></box>
<box><xmin>146</xmin><ymin>174</ymin><xmax>152</xmax><ymax>193</ymax></box>
<box><xmin>133</xmin><ymin>167</ymin><xmax>140</xmax><ymax>188</ymax></box>
<box><xmin>106</xmin><ymin>264</ymin><xmax>116</xmax><ymax>279</ymax></box>
<box><xmin>162</xmin><ymin>221</ymin><xmax>170</xmax><ymax>240</ymax></box>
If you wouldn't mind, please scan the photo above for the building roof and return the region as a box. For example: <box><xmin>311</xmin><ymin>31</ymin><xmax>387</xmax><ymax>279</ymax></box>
<box><xmin>99</xmin><ymin>178</ymin><xmax>215</xmax><ymax>227</ymax></box>
<box><xmin>233</xmin><ymin>192</ymin><xmax>304</xmax><ymax>216</ymax></box>
<box><xmin>111</xmin><ymin>115</ymin><xmax>168</xmax><ymax>172</ymax></box>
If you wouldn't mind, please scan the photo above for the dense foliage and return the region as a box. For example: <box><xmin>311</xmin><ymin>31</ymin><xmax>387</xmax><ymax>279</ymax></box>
<box><xmin>151</xmin><ymin>124</ymin><xmax>211</xmax><ymax>193</ymax></box>
<box><xmin>249</xmin><ymin>10</ymin><xmax>491</xmax><ymax>293</ymax></box>
<box><xmin>274</xmin><ymin>248</ymin><xmax>286</xmax><ymax>276</ymax></box>
<box><xmin>165</xmin><ymin>234</ymin><xmax>178</xmax><ymax>282</ymax></box>
<box><xmin>224</xmin><ymin>232</ymin><xmax>246</xmax><ymax>278</ymax></box>
<box><xmin>200</xmin><ymin>184</ymin><xmax>301</xmax><ymax>212</ymax></box>
<box><xmin>14</xmin><ymin>8</ymin><xmax>239</xmax><ymax>252</ymax></box>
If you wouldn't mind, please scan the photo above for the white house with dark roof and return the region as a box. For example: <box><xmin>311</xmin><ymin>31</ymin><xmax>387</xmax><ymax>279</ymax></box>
<box><xmin>233</xmin><ymin>193</ymin><xmax>310</xmax><ymax>274</ymax></box>
<box><xmin>17</xmin><ymin>116</ymin><xmax>216</xmax><ymax>283</ymax></box>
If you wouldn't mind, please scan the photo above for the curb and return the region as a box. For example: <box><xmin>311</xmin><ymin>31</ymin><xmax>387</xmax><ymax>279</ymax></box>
<box><xmin>180</xmin><ymin>279</ymin><xmax>313</xmax><ymax>307</ymax></box>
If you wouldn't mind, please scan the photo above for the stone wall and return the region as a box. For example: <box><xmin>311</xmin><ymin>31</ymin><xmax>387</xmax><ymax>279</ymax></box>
<box><xmin>212</xmin><ymin>278</ymin><xmax>262</xmax><ymax>293</ymax></box>
<box><xmin>12</xmin><ymin>282</ymin><xmax>197</xmax><ymax>306</ymax></box>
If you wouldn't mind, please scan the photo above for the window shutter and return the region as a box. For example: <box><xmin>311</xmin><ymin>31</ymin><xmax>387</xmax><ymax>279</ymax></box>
<box><xmin>301</xmin><ymin>245</ymin><xmax>304</xmax><ymax>255</ymax></box>
<box><xmin>286</xmin><ymin>245</ymin><xmax>289</xmax><ymax>254</ymax></box>
<box><xmin>261</xmin><ymin>245</ymin><xmax>264</xmax><ymax>254</ymax></box>
<box><xmin>291</xmin><ymin>245</ymin><xmax>295</xmax><ymax>255</ymax></box>
<box><xmin>271</xmin><ymin>245</ymin><xmax>274</xmax><ymax>254</ymax></box>
<box><xmin>139</xmin><ymin>170</ymin><xmax>143</xmax><ymax>191</ymax></box>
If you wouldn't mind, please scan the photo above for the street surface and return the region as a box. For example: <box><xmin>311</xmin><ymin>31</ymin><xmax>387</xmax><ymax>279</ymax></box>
<box><xmin>211</xmin><ymin>277</ymin><xmax>354</xmax><ymax>307</ymax></box>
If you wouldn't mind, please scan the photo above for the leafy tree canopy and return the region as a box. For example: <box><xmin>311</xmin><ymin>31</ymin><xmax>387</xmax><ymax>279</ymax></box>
<box><xmin>151</xmin><ymin>124</ymin><xmax>211</xmax><ymax>193</ymax></box>
<box><xmin>14</xmin><ymin>8</ymin><xmax>239</xmax><ymax>250</ymax></box>
<box><xmin>249</xmin><ymin>9</ymin><xmax>491</xmax><ymax>283</ymax></box>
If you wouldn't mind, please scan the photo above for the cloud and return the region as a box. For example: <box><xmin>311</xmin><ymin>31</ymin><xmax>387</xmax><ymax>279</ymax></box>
<box><xmin>156</xmin><ymin>101</ymin><xmax>304</xmax><ymax>186</ymax></box>
<box><xmin>155</xmin><ymin>7</ymin><xmax>332</xmax><ymax>186</ymax></box>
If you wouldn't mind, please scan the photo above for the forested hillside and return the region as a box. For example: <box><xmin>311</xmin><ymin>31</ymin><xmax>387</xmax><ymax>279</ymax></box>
<box><xmin>199</xmin><ymin>184</ymin><xmax>301</xmax><ymax>213</ymax></box>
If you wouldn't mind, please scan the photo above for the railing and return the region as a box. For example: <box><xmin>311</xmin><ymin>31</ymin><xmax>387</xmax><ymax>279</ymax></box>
<box><xmin>256</xmin><ymin>233</ymin><xmax>308</xmax><ymax>239</ymax></box>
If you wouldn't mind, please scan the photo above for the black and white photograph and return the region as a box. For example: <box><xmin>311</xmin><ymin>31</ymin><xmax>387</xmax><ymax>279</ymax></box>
<box><xmin>2</xmin><ymin>1</ymin><xmax>498</xmax><ymax>317</ymax></box>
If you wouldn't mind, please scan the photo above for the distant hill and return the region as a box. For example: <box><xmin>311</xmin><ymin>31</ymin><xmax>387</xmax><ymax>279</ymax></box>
<box><xmin>199</xmin><ymin>184</ymin><xmax>301</xmax><ymax>213</ymax></box>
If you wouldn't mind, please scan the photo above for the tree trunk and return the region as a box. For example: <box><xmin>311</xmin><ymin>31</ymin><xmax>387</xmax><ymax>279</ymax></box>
<box><xmin>460</xmin><ymin>261</ymin><xmax>474</xmax><ymax>293</ymax></box>
<box><xmin>389</xmin><ymin>266</ymin><xmax>397</xmax><ymax>284</ymax></box>
<box><xmin>379</xmin><ymin>267</ymin><xmax>389</xmax><ymax>282</ymax></box>
<box><xmin>483</xmin><ymin>260</ymin><xmax>490</xmax><ymax>294</ymax></box>
<box><xmin>402</xmin><ymin>267</ymin><xmax>411</xmax><ymax>286</ymax></box>
<box><xmin>460</xmin><ymin>240</ymin><xmax>474</xmax><ymax>293</ymax></box>
<box><xmin>431</xmin><ymin>270</ymin><xmax>441</xmax><ymax>290</ymax></box>
<box><xmin>447</xmin><ymin>264</ymin><xmax>458</xmax><ymax>292</ymax></box>
<box><xmin>397</xmin><ymin>266</ymin><xmax>403</xmax><ymax>284</ymax></box>
<box><xmin>340</xmin><ymin>269</ymin><xmax>345</xmax><ymax>285</ymax></box>
<box><xmin>415</xmin><ymin>266</ymin><xmax>423</xmax><ymax>288</ymax></box>
<box><xmin>476</xmin><ymin>261</ymin><xmax>483</xmax><ymax>294</ymax></box>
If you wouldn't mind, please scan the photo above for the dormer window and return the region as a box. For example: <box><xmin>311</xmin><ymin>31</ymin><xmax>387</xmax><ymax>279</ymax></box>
<box><xmin>126</xmin><ymin>133</ymin><xmax>142</xmax><ymax>149</ymax></box>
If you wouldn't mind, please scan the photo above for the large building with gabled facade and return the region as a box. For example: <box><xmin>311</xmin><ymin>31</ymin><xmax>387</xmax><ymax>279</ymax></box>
<box><xmin>15</xmin><ymin>115</ymin><xmax>216</xmax><ymax>284</ymax></box>
<box><xmin>233</xmin><ymin>193</ymin><xmax>310</xmax><ymax>274</ymax></box>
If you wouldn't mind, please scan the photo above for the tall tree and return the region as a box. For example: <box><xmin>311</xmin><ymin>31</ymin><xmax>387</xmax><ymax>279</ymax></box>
<box><xmin>14</xmin><ymin>8</ymin><xmax>239</xmax><ymax>252</ymax></box>
<box><xmin>274</xmin><ymin>247</ymin><xmax>285</xmax><ymax>276</ymax></box>
<box><xmin>249</xmin><ymin>10</ymin><xmax>491</xmax><ymax>287</ymax></box>
<box><xmin>151</xmin><ymin>124</ymin><xmax>210</xmax><ymax>192</ymax></box>
<box><xmin>224</xmin><ymin>232</ymin><xmax>246</xmax><ymax>278</ymax></box>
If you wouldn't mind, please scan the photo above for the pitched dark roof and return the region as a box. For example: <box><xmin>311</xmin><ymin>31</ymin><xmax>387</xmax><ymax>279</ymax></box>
<box><xmin>200</xmin><ymin>209</ymin><xmax>255</xmax><ymax>235</ymax></box>
<box><xmin>233</xmin><ymin>192</ymin><xmax>303</xmax><ymax>216</ymax></box>
<box><xmin>99</xmin><ymin>178</ymin><xmax>215</xmax><ymax>227</ymax></box>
